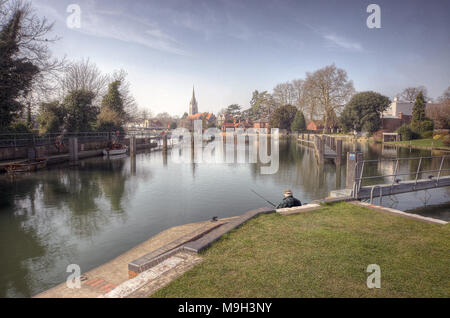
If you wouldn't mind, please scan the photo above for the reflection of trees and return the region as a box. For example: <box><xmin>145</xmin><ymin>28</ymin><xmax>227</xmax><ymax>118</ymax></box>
<box><xmin>0</xmin><ymin>178</ymin><xmax>46</xmax><ymax>298</ymax></box>
<box><xmin>250</xmin><ymin>139</ymin><xmax>340</xmax><ymax>199</ymax></box>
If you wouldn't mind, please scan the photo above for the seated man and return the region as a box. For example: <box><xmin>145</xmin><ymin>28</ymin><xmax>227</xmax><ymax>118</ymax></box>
<box><xmin>276</xmin><ymin>189</ymin><xmax>302</xmax><ymax>209</ymax></box>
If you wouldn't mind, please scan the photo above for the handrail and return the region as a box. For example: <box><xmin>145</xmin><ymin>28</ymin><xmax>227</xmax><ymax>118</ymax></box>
<box><xmin>354</xmin><ymin>155</ymin><xmax>449</xmax><ymax>192</ymax></box>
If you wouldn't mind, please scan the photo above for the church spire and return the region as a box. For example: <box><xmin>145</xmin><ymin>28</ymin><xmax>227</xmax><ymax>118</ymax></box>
<box><xmin>189</xmin><ymin>85</ymin><xmax>198</xmax><ymax>115</ymax></box>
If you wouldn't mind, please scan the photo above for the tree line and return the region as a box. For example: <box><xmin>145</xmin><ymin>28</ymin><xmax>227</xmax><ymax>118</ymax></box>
<box><xmin>219</xmin><ymin>64</ymin><xmax>449</xmax><ymax>135</ymax></box>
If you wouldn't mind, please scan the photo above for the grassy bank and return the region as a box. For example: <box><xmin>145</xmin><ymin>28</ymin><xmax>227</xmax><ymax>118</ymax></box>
<box><xmin>385</xmin><ymin>138</ymin><xmax>450</xmax><ymax>150</ymax></box>
<box><xmin>153</xmin><ymin>202</ymin><xmax>450</xmax><ymax>297</ymax></box>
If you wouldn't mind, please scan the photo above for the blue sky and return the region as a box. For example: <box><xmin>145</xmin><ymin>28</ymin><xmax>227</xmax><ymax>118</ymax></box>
<box><xmin>33</xmin><ymin>0</ymin><xmax>450</xmax><ymax>116</ymax></box>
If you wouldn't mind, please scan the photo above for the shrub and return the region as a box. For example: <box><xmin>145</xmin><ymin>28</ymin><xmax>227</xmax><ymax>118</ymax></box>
<box><xmin>421</xmin><ymin>131</ymin><xmax>433</xmax><ymax>139</ymax></box>
<box><xmin>397</xmin><ymin>124</ymin><xmax>419</xmax><ymax>141</ymax></box>
<box><xmin>415</xmin><ymin>119</ymin><xmax>434</xmax><ymax>134</ymax></box>
<box><xmin>443</xmin><ymin>135</ymin><xmax>450</xmax><ymax>146</ymax></box>
<box><xmin>8</xmin><ymin>122</ymin><xmax>32</xmax><ymax>134</ymax></box>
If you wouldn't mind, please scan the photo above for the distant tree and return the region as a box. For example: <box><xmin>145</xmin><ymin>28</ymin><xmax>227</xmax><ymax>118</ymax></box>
<box><xmin>399</xmin><ymin>86</ymin><xmax>429</xmax><ymax>102</ymax></box>
<box><xmin>97</xmin><ymin>80</ymin><xmax>126</xmax><ymax>132</ymax></box>
<box><xmin>339</xmin><ymin>91</ymin><xmax>390</xmax><ymax>134</ymax></box>
<box><xmin>248</xmin><ymin>90</ymin><xmax>276</xmax><ymax>120</ymax></box>
<box><xmin>291</xmin><ymin>110</ymin><xmax>306</xmax><ymax>132</ymax></box>
<box><xmin>428</xmin><ymin>86</ymin><xmax>450</xmax><ymax>129</ymax></box>
<box><xmin>182</xmin><ymin>112</ymin><xmax>188</xmax><ymax>119</ymax></box>
<box><xmin>273</xmin><ymin>82</ymin><xmax>295</xmax><ymax>106</ymax></box>
<box><xmin>38</xmin><ymin>101</ymin><xmax>66</xmax><ymax>133</ymax></box>
<box><xmin>155</xmin><ymin>112</ymin><xmax>173</xmax><ymax>127</ymax></box>
<box><xmin>291</xmin><ymin>79</ymin><xmax>306</xmax><ymax>111</ymax></box>
<box><xmin>225</xmin><ymin>104</ymin><xmax>242</xmax><ymax>118</ymax></box>
<box><xmin>169</xmin><ymin>121</ymin><xmax>177</xmax><ymax>129</ymax></box>
<box><xmin>64</xmin><ymin>90</ymin><xmax>98</xmax><ymax>132</ymax></box>
<box><xmin>60</xmin><ymin>59</ymin><xmax>109</xmax><ymax>101</ymax></box>
<box><xmin>303</xmin><ymin>64</ymin><xmax>355</xmax><ymax>133</ymax></box>
<box><xmin>411</xmin><ymin>91</ymin><xmax>427</xmax><ymax>130</ymax></box>
<box><xmin>0</xmin><ymin>8</ymin><xmax>39</xmax><ymax>130</ymax></box>
<box><xmin>269</xmin><ymin>105</ymin><xmax>297</xmax><ymax>131</ymax></box>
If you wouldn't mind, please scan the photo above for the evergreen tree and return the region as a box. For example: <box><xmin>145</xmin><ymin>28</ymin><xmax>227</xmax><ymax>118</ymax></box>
<box><xmin>411</xmin><ymin>91</ymin><xmax>427</xmax><ymax>130</ymax></box>
<box><xmin>0</xmin><ymin>9</ymin><xmax>39</xmax><ymax>131</ymax></box>
<box><xmin>269</xmin><ymin>105</ymin><xmax>297</xmax><ymax>130</ymax></box>
<box><xmin>291</xmin><ymin>110</ymin><xmax>306</xmax><ymax>132</ymax></box>
<box><xmin>339</xmin><ymin>91</ymin><xmax>390</xmax><ymax>134</ymax></box>
<box><xmin>64</xmin><ymin>90</ymin><xmax>98</xmax><ymax>132</ymax></box>
<box><xmin>98</xmin><ymin>81</ymin><xmax>125</xmax><ymax>132</ymax></box>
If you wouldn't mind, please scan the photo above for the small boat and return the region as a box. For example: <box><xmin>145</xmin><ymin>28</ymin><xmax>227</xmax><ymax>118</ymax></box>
<box><xmin>6</xmin><ymin>158</ymin><xmax>48</xmax><ymax>174</ymax></box>
<box><xmin>103</xmin><ymin>144</ymin><xmax>128</xmax><ymax>156</ymax></box>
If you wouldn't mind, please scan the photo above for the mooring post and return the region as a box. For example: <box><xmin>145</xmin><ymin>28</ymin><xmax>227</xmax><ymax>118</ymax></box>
<box><xmin>336</xmin><ymin>139</ymin><xmax>342</xmax><ymax>165</ymax></box>
<box><xmin>318</xmin><ymin>136</ymin><xmax>325</xmax><ymax>164</ymax></box>
<box><xmin>130</xmin><ymin>136</ymin><xmax>136</xmax><ymax>156</ymax></box>
<box><xmin>69</xmin><ymin>137</ymin><xmax>78</xmax><ymax>162</ymax></box>
<box><xmin>163</xmin><ymin>134</ymin><xmax>168</xmax><ymax>152</ymax></box>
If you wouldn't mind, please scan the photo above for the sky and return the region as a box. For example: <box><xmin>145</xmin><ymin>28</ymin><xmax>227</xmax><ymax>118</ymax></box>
<box><xmin>32</xmin><ymin>0</ymin><xmax>450</xmax><ymax>116</ymax></box>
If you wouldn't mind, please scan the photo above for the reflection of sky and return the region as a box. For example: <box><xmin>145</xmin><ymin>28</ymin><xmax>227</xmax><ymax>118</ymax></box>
<box><xmin>0</xmin><ymin>139</ymin><xmax>449</xmax><ymax>297</ymax></box>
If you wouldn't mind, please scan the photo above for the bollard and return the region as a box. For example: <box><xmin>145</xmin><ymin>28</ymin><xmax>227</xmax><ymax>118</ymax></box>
<box><xmin>69</xmin><ymin>137</ymin><xmax>78</xmax><ymax>162</ymax></box>
<box><xmin>130</xmin><ymin>136</ymin><xmax>136</xmax><ymax>156</ymax></box>
<box><xmin>163</xmin><ymin>135</ymin><xmax>168</xmax><ymax>152</ymax></box>
<box><xmin>336</xmin><ymin>139</ymin><xmax>342</xmax><ymax>165</ymax></box>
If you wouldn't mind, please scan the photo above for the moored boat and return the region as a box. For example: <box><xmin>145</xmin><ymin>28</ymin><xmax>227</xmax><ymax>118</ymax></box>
<box><xmin>6</xmin><ymin>158</ymin><xmax>48</xmax><ymax>174</ymax></box>
<box><xmin>103</xmin><ymin>144</ymin><xmax>128</xmax><ymax>156</ymax></box>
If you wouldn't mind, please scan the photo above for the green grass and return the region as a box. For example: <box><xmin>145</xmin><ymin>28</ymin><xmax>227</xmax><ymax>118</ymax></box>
<box><xmin>385</xmin><ymin>138</ymin><xmax>450</xmax><ymax>150</ymax></box>
<box><xmin>153</xmin><ymin>202</ymin><xmax>450</xmax><ymax>298</ymax></box>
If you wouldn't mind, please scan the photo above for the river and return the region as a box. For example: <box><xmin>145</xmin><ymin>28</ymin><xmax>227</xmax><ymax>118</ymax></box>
<box><xmin>0</xmin><ymin>137</ymin><xmax>448</xmax><ymax>297</ymax></box>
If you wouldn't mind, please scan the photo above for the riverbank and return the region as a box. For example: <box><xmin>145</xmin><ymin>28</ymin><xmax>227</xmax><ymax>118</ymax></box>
<box><xmin>153</xmin><ymin>202</ymin><xmax>450</xmax><ymax>298</ymax></box>
<box><xmin>384</xmin><ymin>138</ymin><xmax>450</xmax><ymax>151</ymax></box>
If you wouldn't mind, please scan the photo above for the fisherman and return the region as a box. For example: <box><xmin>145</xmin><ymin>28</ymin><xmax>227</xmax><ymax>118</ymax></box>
<box><xmin>276</xmin><ymin>189</ymin><xmax>302</xmax><ymax>209</ymax></box>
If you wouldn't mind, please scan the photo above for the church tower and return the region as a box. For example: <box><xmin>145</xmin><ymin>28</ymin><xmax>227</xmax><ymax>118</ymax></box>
<box><xmin>189</xmin><ymin>86</ymin><xmax>198</xmax><ymax>115</ymax></box>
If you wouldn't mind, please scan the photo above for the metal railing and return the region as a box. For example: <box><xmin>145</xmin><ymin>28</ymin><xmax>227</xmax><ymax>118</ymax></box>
<box><xmin>353</xmin><ymin>155</ymin><xmax>450</xmax><ymax>199</ymax></box>
<box><xmin>0</xmin><ymin>131</ymin><xmax>168</xmax><ymax>148</ymax></box>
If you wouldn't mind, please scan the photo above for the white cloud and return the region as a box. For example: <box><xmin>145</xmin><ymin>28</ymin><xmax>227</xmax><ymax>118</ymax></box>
<box><xmin>323</xmin><ymin>34</ymin><xmax>363</xmax><ymax>52</ymax></box>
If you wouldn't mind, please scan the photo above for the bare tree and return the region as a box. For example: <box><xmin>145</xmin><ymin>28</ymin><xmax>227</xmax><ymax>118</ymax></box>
<box><xmin>59</xmin><ymin>58</ymin><xmax>109</xmax><ymax>100</ymax></box>
<box><xmin>304</xmin><ymin>64</ymin><xmax>355</xmax><ymax>132</ymax></box>
<box><xmin>273</xmin><ymin>82</ymin><xmax>295</xmax><ymax>106</ymax></box>
<box><xmin>398</xmin><ymin>86</ymin><xmax>429</xmax><ymax>102</ymax></box>
<box><xmin>428</xmin><ymin>86</ymin><xmax>450</xmax><ymax>129</ymax></box>
<box><xmin>292</xmin><ymin>79</ymin><xmax>306</xmax><ymax>111</ymax></box>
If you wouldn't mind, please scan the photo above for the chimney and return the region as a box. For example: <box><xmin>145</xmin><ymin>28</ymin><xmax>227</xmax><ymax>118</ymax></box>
<box><xmin>394</xmin><ymin>96</ymin><xmax>398</xmax><ymax>102</ymax></box>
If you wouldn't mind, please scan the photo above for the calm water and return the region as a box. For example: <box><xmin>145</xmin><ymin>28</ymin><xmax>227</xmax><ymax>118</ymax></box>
<box><xmin>0</xmin><ymin>138</ymin><xmax>449</xmax><ymax>297</ymax></box>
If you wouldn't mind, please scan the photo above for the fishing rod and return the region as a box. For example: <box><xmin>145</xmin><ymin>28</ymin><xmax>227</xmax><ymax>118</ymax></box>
<box><xmin>250</xmin><ymin>189</ymin><xmax>276</xmax><ymax>207</ymax></box>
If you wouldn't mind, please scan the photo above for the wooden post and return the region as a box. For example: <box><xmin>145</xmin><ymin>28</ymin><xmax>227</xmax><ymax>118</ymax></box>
<box><xmin>318</xmin><ymin>136</ymin><xmax>324</xmax><ymax>164</ymax></box>
<box><xmin>130</xmin><ymin>136</ymin><xmax>136</xmax><ymax>156</ymax></box>
<box><xmin>336</xmin><ymin>139</ymin><xmax>342</xmax><ymax>165</ymax></box>
<box><xmin>69</xmin><ymin>137</ymin><xmax>78</xmax><ymax>162</ymax></box>
<box><xmin>163</xmin><ymin>134</ymin><xmax>168</xmax><ymax>152</ymax></box>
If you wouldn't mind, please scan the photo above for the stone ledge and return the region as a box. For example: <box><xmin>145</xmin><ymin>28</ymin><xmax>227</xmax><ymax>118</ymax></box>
<box><xmin>128</xmin><ymin>221</ymin><xmax>225</xmax><ymax>276</ymax></box>
<box><xmin>183</xmin><ymin>207</ymin><xmax>275</xmax><ymax>253</ymax></box>
<box><xmin>276</xmin><ymin>203</ymin><xmax>324</xmax><ymax>216</ymax></box>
